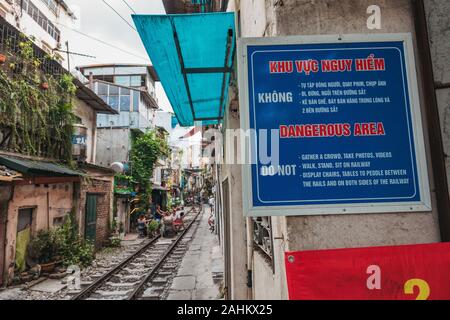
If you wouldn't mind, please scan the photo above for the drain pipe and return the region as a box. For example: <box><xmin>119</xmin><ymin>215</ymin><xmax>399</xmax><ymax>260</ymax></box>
<box><xmin>246</xmin><ymin>217</ymin><xmax>254</xmax><ymax>299</ymax></box>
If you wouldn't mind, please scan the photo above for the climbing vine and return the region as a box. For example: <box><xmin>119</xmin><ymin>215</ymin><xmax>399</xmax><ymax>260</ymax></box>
<box><xmin>0</xmin><ymin>37</ymin><xmax>76</xmax><ymax>163</ymax></box>
<box><xmin>129</xmin><ymin>130</ymin><xmax>169</xmax><ymax>212</ymax></box>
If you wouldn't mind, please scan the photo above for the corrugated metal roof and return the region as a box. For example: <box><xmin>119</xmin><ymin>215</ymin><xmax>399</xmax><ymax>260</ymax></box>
<box><xmin>0</xmin><ymin>156</ymin><xmax>83</xmax><ymax>177</ymax></box>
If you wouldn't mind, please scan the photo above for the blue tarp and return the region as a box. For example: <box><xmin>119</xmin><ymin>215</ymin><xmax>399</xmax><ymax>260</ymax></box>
<box><xmin>132</xmin><ymin>13</ymin><xmax>236</xmax><ymax>127</ymax></box>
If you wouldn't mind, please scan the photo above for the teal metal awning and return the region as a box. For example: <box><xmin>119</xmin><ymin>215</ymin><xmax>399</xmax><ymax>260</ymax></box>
<box><xmin>132</xmin><ymin>13</ymin><xmax>236</xmax><ymax>127</ymax></box>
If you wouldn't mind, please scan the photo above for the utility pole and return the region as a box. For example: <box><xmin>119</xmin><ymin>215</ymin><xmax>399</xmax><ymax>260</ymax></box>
<box><xmin>65</xmin><ymin>41</ymin><xmax>70</xmax><ymax>71</ymax></box>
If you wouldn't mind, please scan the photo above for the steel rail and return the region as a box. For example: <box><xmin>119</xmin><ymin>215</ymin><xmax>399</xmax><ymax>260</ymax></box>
<box><xmin>128</xmin><ymin>206</ymin><xmax>203</xmax><ymax>300</ymax></box>
<box><xmin>71</xmin><ymin>206</ymin><xmax>199</xmax><ymax>300</ymax></box>
<box><xmin>71</xmin><ymin>236</ymin><xmax>161</xmax><ymax>300</ymax></box>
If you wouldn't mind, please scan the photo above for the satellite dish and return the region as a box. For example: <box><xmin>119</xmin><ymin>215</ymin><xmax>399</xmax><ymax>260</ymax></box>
<box><xmin>111</xmin><ymin>162</ymin><xmax>125</xmax><ymax>173</ymax></box>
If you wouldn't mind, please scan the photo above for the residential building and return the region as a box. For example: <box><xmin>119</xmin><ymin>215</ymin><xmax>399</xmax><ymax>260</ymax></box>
<box><xmin>77</xmin><ymin>64</ymin><xmax>160</xmax><ymax>167</ymax></box>
<box><xmin>0</xmin><ymin>16</ymin><xmax>116</xmax><ymax>286</ymax></box>
<box><xmin>76</xmin><ymin>64</ymin><xmax>161</xmax><ymax>235</ymax></box>
<box><xmin>0</xmin><ymin>0</ymin><xmax>75</xmax><ymax>64</ymax></box>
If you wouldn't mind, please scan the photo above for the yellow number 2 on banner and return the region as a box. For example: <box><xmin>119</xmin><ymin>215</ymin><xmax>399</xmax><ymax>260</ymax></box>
<box><xmin>404</xmin><ymin>279</ymin><xmax>430</xmax><ymax>300</ymax></box>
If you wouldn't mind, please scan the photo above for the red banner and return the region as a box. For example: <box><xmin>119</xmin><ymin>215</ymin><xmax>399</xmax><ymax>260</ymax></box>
<box><xmin>285</xmin><ymin>242</ymin><xmax>450</xmax><ymax>300</ymax></box>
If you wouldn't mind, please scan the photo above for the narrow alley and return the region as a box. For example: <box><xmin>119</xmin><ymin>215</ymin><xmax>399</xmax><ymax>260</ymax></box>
<box><xmin>0</xmin><ymin>205</ymin><xmax>223</xmax><ymax>300</ymax></box>
<box><xmin>166</xmin><ymin>205</ymin><xmax>223</xmax><ymax>300</ymax></box>
<box><xmin>1</xmin><ymin>0</ymin><xmax>450</xmax><ymax>308</ymax></box>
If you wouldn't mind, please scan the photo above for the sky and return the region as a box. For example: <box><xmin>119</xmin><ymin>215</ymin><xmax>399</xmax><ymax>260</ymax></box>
<box><xmin>63</xmin><ymin>0</ymin><xmax>172</xmax><ymax>112</ymax></box>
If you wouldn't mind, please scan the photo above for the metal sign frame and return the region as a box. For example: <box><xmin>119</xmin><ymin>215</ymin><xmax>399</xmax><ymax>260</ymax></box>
<box><xmin>237</xmin><ymin>33</ymin><xmax>431</xmax><ymax>217</ymax></box>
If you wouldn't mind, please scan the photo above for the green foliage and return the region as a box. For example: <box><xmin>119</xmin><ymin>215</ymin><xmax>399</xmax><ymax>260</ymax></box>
<box><xmin>114</xmin><ymin>173</ymin><xmax>135</xmax><ymax>194</ymax></box>
<box><xmin>54</xmin><ymin>211</ymin><xmax>95</xmax><ymax>268</ymax></box>
<box><xmin>111</xmin><ymin>219</ymin><xmax>118</xmax><ymax>234</ymax></box>
<box><xmin>130</xmin><ymin>130</ymin><xmax>169</xmax><ymax>188</ymax></box>
<box><xmin>130</xmin><ymin>130</ymin><xmax>169</xmax><ymax>211</ymax></box>
<box><xmin>0</xmin><ymin>39</ymin><xmax>76</xmax><ymax>162</ymax></box>
<box><xmin>147</xmin><ymin>220</ymin><xmax>159</xmax><ymax>234</ymax></box>
<box><xmin>27</xmin><ymin>211</ymin><xmax>94</xmax><ymax>268</ymax></box>
<box><xmin>109</xmin><ymin>237</ymin><xmax>122</xmax><ymax>248</ymax></box>
<box><xmin>28</xmin><ymin>229</ymin><xmax>60</xmax><ymax>264</ymax></box>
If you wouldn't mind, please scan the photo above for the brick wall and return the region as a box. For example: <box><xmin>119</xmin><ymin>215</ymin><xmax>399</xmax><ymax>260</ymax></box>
<box><xmin>79</xmin><ymin>177</ymin><xmax>112</xmax><ymax>249</ymax></box>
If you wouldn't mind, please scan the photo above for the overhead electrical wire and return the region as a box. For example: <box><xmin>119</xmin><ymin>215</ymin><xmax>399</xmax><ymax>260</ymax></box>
<box><xmin>101</xmin><ymin>0</ymin><xmax>137</xmax><ymax>31</ymax></box>
<box><xmin>56</xmin><ymin>22</ymin><xmax>150</xmax><ymax>62</ymax></box>
<box><xmin>121</xmin><ymin>0</ymin><xmax>137</xmax><ymax>14</ymax></box>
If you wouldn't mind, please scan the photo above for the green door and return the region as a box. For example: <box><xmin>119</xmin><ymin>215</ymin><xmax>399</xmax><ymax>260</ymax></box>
<box><xmin>85</xmin><ymin>195</ymin><xmax>97</xmax><ymax>242</ymax></box>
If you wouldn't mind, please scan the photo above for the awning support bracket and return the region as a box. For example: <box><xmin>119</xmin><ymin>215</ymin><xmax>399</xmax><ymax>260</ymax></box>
<box><xmin>183</xmin><ymin>67</ymin><xmax>233</xmax><ymax>74</ymax></box>
<box><xmin>173</xmin><ymin>29</ymin><xmax>197</xmax><ymax>120</ymax></box>
<box><xmin>173</xmin><ymin>26</ymin><xmax>234</xmax><ymax>124</ymax></box>
<box><xmin>218</xmin><ymin>28</ymin><xmax>234</xmax><ymax>120</ymax></box>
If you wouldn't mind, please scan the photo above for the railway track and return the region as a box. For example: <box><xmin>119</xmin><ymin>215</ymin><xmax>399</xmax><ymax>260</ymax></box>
<box><xmin>71</xmin><ymin>205</ymin><xmax>203</xmax><ymax>300</ymax></box>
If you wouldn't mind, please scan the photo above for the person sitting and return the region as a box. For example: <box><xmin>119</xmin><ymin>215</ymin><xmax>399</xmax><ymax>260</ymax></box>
<box><xmin>137</xmin><ymin>214</ymin><xmax>148</xmax><ymax>238</ymax></box>
<box><xmin>155</xmin><ymin>204</ymin><xmax>166</xmax><ymax>221</ymax></box>
<box><xmin>173</xmin><ymin>209</ymin><xmax>185</xmax><ymax>233</ymax></box>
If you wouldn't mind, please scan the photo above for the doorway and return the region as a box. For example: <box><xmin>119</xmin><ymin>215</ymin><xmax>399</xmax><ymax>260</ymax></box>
<box><xmin>0</xmin><ymin>202</ymin><xmax>8</xmax><ymax>286</ymax></box>
<box><xmin>15</xmin><ymin>208</ymin><xmax>34</xmax><ymax>273</ymax></box>
<box><xmin>85</xmin><ymin>194</ymin><xmax>97</xmax><ymax>243</ymax></box>
<box><xmin>222</xmin><ymin>178</ymin><xmax>231</xmax><ymax>300</ymax></box>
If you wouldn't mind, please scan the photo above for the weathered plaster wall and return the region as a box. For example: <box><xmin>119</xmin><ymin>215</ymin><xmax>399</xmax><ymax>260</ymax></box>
<box><xmin>424</xmin><ymin>0</ymin><xmax>450</xmax><ymax>197</ymax></box>
<box><xmin>233</xmin><ymin>0</ymin><xmax>443</xmax><ymax>299</ymax></box>
<box><xmin>263</xmin><ymin>0</ymin><xmax>441</xmax><ymax>251</ymax></box>
<box><xmin>4</xmin><ymin>183</ymin><xmax>73</xmax><ymax>281</ymax></box>
<box><xmin>73</xmin><ymin>99</ymin><xmax>97</xmax><ymax>164</ymax></box>
<box><xmin>0</xmin><ymin>185</ymin><xmax>11</xmax><ymax>286</ymax></box>
<box><xmin>116</xmin><ymin>197</ymin><xmax>130</xmax><ymax>234</ymax></box>
<box><xmin>220</xmin><ymin>84</ymin><xmax>248</xmax><ymax>300</ymax></box>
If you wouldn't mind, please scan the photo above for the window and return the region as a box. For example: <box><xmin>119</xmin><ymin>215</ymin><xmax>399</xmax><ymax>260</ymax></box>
<box><xmin>115</xmin><ymin>76</ymin><xmax>130</xmax><ymax>87</ymax></box>
<box><xmin>253</xmin><ymin>217</ymin><xmax>275</xmax><ymax>271</ymax></box>
<box><xmin>108</xmin><ymin>96</ymin><xmax>119</xmax><ymax>110</ymax></box>
<box><xmin>133</xmin><ymin>91</ymin><xmax>140</xmax><ymax>112</ymax></box>
<box><xmin>83</xmin><ymin>67</ymin><xmax>114</xmax><ymax>76</ymax></box>
<box><xmin>40</xmin><ymin>0</ymin><xmax>58</xmax><ymax>16</ymax></box>
<box><xmin>109</xmin><ymin>85</ymin><xmax>119</xmax><ymax>95</ymax></box>
<box><xmin>97</xmin><ymin>82</ymin><xmax>108</xmax><ymax>95</ymax></box>
<box><xmin>130</xmin><ymin>76</ymin><xmax>143</xmax><ymax>87</ymax></box>
<box><xmin>114</xmin><ymin>66</ymin><xmax>147</xmax><ymax>75</ymax></box>
<box><xmin>119</xmin><ymin>87</ymin><xmax>131</xmax><ymax>111</ymax></box>
<box><xmin>18</xmin><ymin>0</ymin><xmax>61</xmax><ymax>41</ymax></box>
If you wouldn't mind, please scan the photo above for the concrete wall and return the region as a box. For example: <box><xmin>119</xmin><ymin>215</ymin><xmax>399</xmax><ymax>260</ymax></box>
<box><xmin>115</xmin><ymin>197</ymin><xmax>130</xmax><ymax>234</ymax></box>
<box><xmin>424</xmin><ymin>0</ymin><xmax>450</xmax><ymax>197</ymax></box>
<box><xmin>219</xmin><ymin>84</ymin><xmax>248</xmax><ymax>299</ymax></box>
<box><xmin>271</xmin><ymin>0</ymin><xmax>441</xmax><ymax>247</ymax></box>
<box><xmin>96</xmin><ymin>128</ymin><xmax>131</xmax><ymax>167</ymax></box>
<box><xmin>4</xmin><ymin>182</ymin><xmax>73</xmax><ymax>282</ymax></box>
<box><xmin>227</xmin><ymin>0</ymin><xmax>443</xmax><ymax>299</ymax></box>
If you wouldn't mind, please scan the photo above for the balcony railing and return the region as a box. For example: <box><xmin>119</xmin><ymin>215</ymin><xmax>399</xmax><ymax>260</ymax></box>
<box><xmin>0</xmin><ymin>16</ymin><xmax>65</xmax><ymax>76</ymax></box>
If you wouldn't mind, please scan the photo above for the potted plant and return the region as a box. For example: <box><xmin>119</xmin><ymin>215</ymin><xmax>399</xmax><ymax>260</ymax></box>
<box><xmin>147</xmin><ymin>220</ymin><xmax>159</xmax><ymax>238</ymax></box>
<box><xmin>0</xmin><ymin>54</ymin><xmax>6</xmax><ymax>64</ymax></box>
<box><xmin>27</xmin><ymin>229</ymin><xmax>60</xmax><ymax>273</ymax></box>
